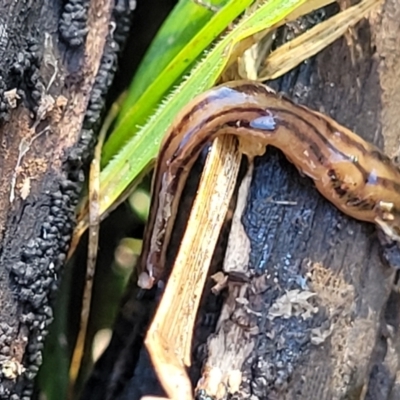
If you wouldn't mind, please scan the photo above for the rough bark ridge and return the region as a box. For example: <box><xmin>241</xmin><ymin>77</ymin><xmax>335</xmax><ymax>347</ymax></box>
<box><xmin>0</xmin><ymin>1</ymin><xmax>131</xmax><ymax>399</ymax></box>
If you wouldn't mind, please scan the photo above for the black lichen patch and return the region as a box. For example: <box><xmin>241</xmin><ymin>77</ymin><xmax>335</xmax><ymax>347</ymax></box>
<box><xmin>59</xmin><ymin>0</ymin><xmax>90</xmax><ymax>48</ymax></box>
<box><xmin>0</xmin><ymin>0</ymin><xmax>44</xmax><ymax>122</ymax></box>
<box><xmin>0</xmin><ymin>38</ymin><xmax>42</xmax><ymax>122</ymax></box>
<box><xmin>0</xmin><ymin>76</ymin><xmax>8</xmax><ymax>121</ymax></box>
<box><xmin>0</xmin><ymin>1</ymin><xmax>132</xmax><ymax>399</ymax></box>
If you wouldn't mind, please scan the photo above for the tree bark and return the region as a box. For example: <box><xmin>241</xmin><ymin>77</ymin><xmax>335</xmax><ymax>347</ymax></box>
<box><xmin>0</xmin><ymin>1</ymin><xmax>131</xmax><ymax>399</ymax></box>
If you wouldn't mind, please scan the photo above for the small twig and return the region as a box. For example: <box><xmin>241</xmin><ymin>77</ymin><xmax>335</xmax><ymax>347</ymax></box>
<box><xmin>68</xmin><ymin>92</ymin><xmax>127</xmax><ymax>261</ymax></box>
<box><xmin>67</xmin><ymin>100</ymin><xmax>120</xmax><ymax>398</ymax></box>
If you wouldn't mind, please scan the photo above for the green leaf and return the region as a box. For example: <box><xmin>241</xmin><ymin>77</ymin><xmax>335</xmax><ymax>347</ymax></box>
<box><xmin>102</xmin><ymin>0</ymin><xmax>254</xmax><ymax>165</ymax></box>
<box><xmin>118</xmin><ymin>0</ymin><xmax>231</xmax><ymax>119</ymax></box>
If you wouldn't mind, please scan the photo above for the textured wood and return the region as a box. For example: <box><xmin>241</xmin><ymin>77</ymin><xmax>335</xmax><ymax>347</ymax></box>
<box><xmin>0</xmin><ymin>1</ymin><xmax>131</xmax><ymax>398</ymax></box>
<box><xmin>196</xmin><ymin>3</ymin><xmax>400</xmax><ymax>399</ymax></box>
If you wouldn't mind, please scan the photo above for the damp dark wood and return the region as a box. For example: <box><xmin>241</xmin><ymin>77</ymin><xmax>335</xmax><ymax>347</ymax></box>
<box><xmin>82</xmin><ymin>2</ymin><xmax>400</xmax><ymax>400</ymax></box>
<box><xmin>0</xmin><ymin>0</ymin><xmax>131</xmax><ymax>398</ymax></box>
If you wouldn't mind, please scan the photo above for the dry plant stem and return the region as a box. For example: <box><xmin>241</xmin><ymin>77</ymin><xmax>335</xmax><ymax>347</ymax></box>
<box><xmin>227</xmin><ymin>0</ymin><xmax>337</xmax><ymax>67</ymax></box>
<box><xmin>68</xmin><ymin>102</ymin><xmax>116</xmax><ymax>396</ymax></box>
<box><xmin>68</xmin><ymin>96</ymin><xmax>126</xmax><ymax>259</ymax></box>
<box><xmin>143</xmin><ymin>135</ymin><xmax>242</xmax><ymax>400</ymax></box>
<box><xmin>258</xmin><ymin>0</ymin><xmax>381</xmax><ymax>80</ymax></box>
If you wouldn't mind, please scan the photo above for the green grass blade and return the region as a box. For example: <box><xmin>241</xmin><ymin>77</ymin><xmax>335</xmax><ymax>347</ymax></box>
<box><xmin>118</xmin><ymin>0</ymin><xmax>231</xmax><ymax>119</ymax></box>
<box><xmin>102</xmin><ymin>0</ymin><xmax>254</xmax><ymax>165</ymax></box>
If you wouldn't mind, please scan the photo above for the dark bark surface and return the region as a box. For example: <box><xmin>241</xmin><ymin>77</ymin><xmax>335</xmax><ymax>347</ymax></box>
<box><xmin>197</xmin><ymin>8</ymin><xmax>400</xmax><ymax>398</ymax></box>
<box><xmin>82</xmin><ymin>1</ymin><xmax>400</xmax><ymax>400</ymax></box>
<box><xmin>0</xmin><ymin>1</ymin><xmax>131</xmax><ymax>399</ymax></box>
